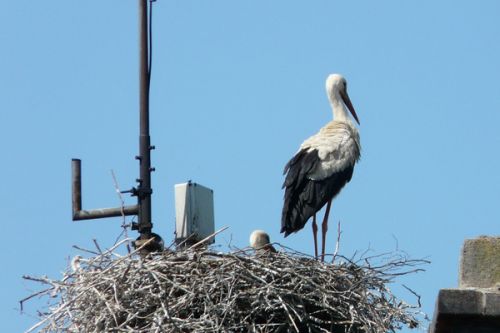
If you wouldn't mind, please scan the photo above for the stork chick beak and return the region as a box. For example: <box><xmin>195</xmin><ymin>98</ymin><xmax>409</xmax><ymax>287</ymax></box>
<box><xmin>340</xmin><ymin>90</ymin><xmax>360</xmax><ymax>125</ymax></box>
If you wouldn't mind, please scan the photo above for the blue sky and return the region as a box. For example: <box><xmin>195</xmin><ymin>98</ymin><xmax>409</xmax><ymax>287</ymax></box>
<box><xmin>2</xmin><ymin>1</ymin><xmax>499</xmax><ymax>331</ymax></box>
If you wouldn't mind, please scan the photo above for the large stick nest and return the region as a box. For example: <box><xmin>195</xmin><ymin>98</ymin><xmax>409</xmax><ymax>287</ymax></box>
<box><xmin>23</xmin><ymin>239</ymin><xmax>427</xmax><ymax>332</ymax></box>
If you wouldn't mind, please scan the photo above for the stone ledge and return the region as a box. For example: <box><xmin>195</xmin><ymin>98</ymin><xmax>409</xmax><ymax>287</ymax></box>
<box><xmin>430</xmin><ymin>288</ymin><xmax>500</xmax><ymax>333</ymax></box>
<box><xmin>435</xmin><ymin>289</ymin><xmax>485</xmax><ymax>315</ymax></box>
<box><xmin>430</xmin><ymin>236</ymin><xmax>500</xmax><ymax>332</ymax></box>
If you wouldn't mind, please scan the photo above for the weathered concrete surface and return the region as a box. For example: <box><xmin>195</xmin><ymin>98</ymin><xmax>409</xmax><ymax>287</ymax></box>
<box><xmin>434</xmin><ymin>289</ymin><xmax>484</xmax><ymax>315</ymax></box>
<box><xmin>460</xmin><ymin>236</ymin><xmax>500</xmax><ymax>289</ymax></box>
<box><xmin>430</xmin><ymin>236</ymin><xmax>500</xmax><ymax>333</ymax></box>
<box><xmin>433</xmin><ymin>289</ymin><xmax>499</xmax><ymax>316</ymax></box>
<box><xmin>484</xmin><ymin>292</ymin><xmax>500</xmax><ymax>316</ymax></box>
<box><xmin>429</xmin><ymin>289</ymin><xmax>500</xmax><ymax>333</ymax></box>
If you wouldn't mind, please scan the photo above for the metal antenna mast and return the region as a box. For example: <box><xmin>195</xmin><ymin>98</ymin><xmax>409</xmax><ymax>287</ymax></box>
<box><xmin>136</xmin><ymin>0</ymin><xmax>153</xmax><ymax>239</ymax></box>
<box><xmin>72</xmin><ymin>0</ymin><xmax>163</xmax><ymax>252</ymax></box>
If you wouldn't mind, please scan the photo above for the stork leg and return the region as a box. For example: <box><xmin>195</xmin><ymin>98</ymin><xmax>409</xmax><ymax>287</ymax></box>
<box><xmin>321</xmin><ymin>199</ymin><xmax>333</xmax><ymax>262</ymax></box>
<box><xmin>312</xmin><ymin>213</ymin><xmax>318</xmax><ymax>259</ymax></box>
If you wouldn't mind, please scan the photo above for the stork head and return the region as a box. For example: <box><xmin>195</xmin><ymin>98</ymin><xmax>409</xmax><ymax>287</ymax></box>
<box><xmin>326</xmin><ymin>74</ymin><xmax>360</xmax><ymax>125</ymax></box>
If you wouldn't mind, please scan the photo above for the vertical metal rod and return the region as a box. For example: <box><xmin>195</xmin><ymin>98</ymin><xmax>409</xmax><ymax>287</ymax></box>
<box><xmin>138</xmin><ymin>0</ymin><xmax>153</xmax><ymax>238</ymax></box>
<box><xmin>72</xmin><ymin>159</ymin><xmax>82</xmax><ymax>217</ymax></box>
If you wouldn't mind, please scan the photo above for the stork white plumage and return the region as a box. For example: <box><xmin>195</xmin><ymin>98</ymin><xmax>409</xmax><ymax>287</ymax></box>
<box><xmin>281</xmin><ymin>74</ymin><xmax>361</xmax><ymax>261</ymax></box>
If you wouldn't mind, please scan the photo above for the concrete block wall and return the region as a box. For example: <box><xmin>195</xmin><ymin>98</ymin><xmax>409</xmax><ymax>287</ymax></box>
<box><xmin>430</xmin><ymin>236</ymin><xmax>500</xmax><ymax>333</ymax></box>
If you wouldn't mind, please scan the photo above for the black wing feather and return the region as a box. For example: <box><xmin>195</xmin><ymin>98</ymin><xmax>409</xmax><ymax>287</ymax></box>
<box><xmin>281</xmin><ymin>149</ymin><xmax>354</xmax><ymax>237</ymax></box>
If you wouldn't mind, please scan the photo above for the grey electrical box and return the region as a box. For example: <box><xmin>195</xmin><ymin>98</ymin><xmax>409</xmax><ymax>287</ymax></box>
<box><xmin>174</xmin><ymin>181</ymin><xmax>215</xmax><ymax>245</ymax></box>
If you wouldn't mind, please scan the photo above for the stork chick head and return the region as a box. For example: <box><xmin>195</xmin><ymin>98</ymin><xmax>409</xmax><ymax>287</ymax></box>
<box><xmin>249</xmin><ymin>230</ymin><xmax>277</xmax><ymax>253</ymax></box>
<box><xmin>249</xmin><ymin>230</ymin><xmax>271</xmax><ymax>249</ymax></box>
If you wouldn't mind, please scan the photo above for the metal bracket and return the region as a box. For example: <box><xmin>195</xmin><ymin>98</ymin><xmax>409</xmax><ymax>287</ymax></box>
<box><xmin>72</xmin><ymin>159</ymin><xmax>139</xmax><ymax>221</ymax></box>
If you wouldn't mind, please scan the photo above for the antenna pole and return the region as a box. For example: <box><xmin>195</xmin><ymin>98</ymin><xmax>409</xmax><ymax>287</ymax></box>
<box><xmin>136</xmin><ymin>0</ymin><xmax>153</xmax><ymax>239</ymax></box>
<box><xmin>70</xmin><ymin>1</ymin><xmax>163</xmax><ymax>253</ymax></box>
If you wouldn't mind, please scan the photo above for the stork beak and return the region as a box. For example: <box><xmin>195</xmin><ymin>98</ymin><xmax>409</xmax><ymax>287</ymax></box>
<box><xmin>340</xmin><ymin>90</ymin><xmax>360</xmax><ymax>125</ymax></box>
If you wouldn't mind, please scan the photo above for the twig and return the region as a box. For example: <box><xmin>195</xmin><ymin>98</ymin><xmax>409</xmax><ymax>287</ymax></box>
<box><xmin>187</xmin><ymin>226</ymin><xmax>229</xmax><ymax>250</ymax></box>
<box><xmin>403</xmin><ymin>284</ymin><xmax>422</xmax><ymax>308</ymax></box>
<box><xmin>111</xmin><ymin>169</ymin><xmax>131</xmax><ymax>252</ymax></box>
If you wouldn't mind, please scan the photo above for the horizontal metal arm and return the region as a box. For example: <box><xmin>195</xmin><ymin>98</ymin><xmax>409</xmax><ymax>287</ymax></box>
<box><xmin>73</xmin><ymin>205</ymin><xmax>139</xmax><ymax>221</ymax></box>
<box><xmin>72</xmin><ymin>158</ymin><xmax>139</xmax><ymax>221</ymax></box>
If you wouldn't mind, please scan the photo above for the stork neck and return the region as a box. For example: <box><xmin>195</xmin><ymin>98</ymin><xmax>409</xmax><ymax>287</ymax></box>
<box><xmin>329</xmin><ymin>93</ymin><xmax>350</xmax><ymax>122</ymax></box>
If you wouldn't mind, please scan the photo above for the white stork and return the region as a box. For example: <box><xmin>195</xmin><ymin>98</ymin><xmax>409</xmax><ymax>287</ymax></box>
<box><xmin>281</xmin><ymin>74</ymin><xmax>361</xmax><ymax>261</ymax></box>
